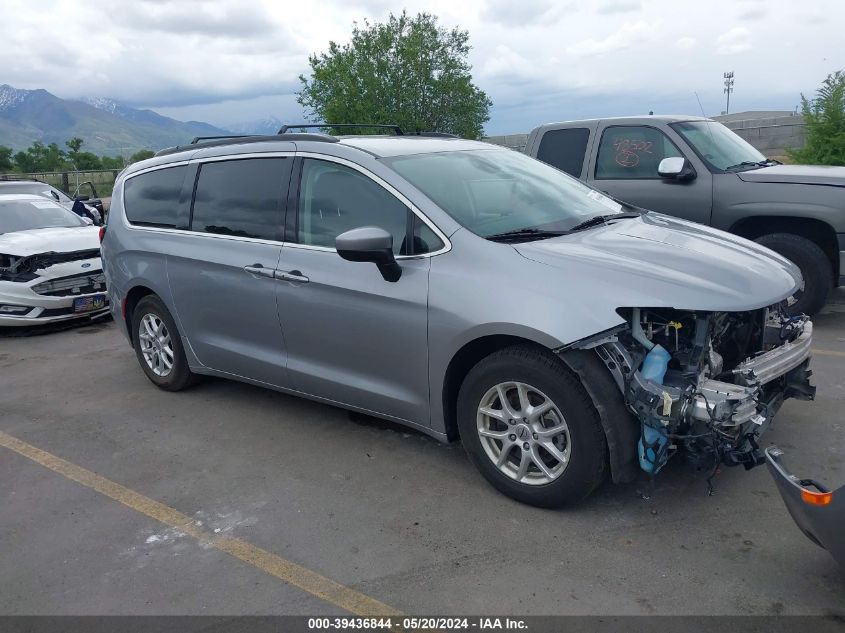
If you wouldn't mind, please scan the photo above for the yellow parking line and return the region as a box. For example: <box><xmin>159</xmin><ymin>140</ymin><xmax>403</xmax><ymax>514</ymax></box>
<box><xmin>0</xmin><ymin>429</ymin><xmax>399</xmax><ymax>617</ymax></box>
<box><xmin>812</xmin><ymin>348</ymin><xmax>845</xmax><ymax>358</ymax></box>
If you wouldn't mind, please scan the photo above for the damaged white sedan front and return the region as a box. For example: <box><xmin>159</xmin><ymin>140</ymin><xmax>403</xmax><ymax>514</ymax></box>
<box><xmin>0</xmin><ymin>194</ymin><xmax>108</xmax><ymax>326</ymax></box>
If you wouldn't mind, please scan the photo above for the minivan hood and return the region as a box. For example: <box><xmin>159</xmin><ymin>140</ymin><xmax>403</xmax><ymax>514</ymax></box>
<box><xmin>736</xmin><ymin>164</ymin><xmax>845</xmax><ymax>187</ymax></box>
<box><xmin>0</xmin><ymin>226</ymin><xmax>100</xmax><ymax>256</ymax></box>
<box><xmin>515</xmin><ymin>213</ymin><xmax>801</xmax><ymax>312</ymax></box>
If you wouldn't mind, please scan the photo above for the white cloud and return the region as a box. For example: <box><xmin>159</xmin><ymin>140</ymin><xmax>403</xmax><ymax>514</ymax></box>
<box><xmin>716</xmin><ymin>26</ymin><xmax>753</xmax><ymax>55</ymax></box>
<box><xmin>596</xmin><ymin>1</ymin><xmax>641</xmax><ymax>14</ymax></box>
<box><xmin>566</xmin><ymin>21</ymin><xmax>656</xmax><ymax>57</ymax></box>
<box><xmin>1</xmin><ymin>0</ymin><xmax>842</xmax><ymax>134</ymax></box>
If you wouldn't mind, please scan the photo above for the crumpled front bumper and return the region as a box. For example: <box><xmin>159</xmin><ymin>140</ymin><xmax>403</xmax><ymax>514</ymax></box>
<box><xmin>765</xmin><ymin>446</ymin><xmax>844</xmax><ymax>567</ymax></box>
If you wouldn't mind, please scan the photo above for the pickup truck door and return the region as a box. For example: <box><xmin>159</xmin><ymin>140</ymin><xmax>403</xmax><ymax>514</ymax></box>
<box><xmin>585</xmin><ymin>122</ymin><xmax>713</xmax><ymax>225</ymax></box>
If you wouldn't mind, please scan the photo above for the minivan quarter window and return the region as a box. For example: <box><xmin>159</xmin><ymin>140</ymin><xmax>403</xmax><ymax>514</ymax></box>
<box><xmin>595</xmin><ymin>125</ymin><xmax>683</xmax><ymax>180</ymax></box>
<box><xmin>190</xmin><ymin>158</ymin><xmax>290</xmax><ymax>240</ymax></box>
<box><xmin>296</xmin><ymin>158</ymin><xmax>427</xmax><ymax>255</ymax></box>
<box><xmin>123</xmin><ymin>165</ymin><xmax>190</xmax><ymax>228</ymax></box>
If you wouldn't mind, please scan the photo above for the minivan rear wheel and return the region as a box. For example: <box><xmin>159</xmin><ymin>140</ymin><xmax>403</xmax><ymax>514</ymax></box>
<box><xmin>131</xmin><ymin>295</ymin><xmax>197</xmax><ymax>391</ymax></box>
<box><xmin>457</xmin><ymin>346</ymin><xmax>608</xmax><ymax>507</ymax></box>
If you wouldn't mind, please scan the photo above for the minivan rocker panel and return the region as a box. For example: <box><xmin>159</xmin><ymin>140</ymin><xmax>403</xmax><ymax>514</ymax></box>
<box><xmin>103</xmin><ymin>134</ymin><xmax>815</xmax><ymax>508</ymax></box>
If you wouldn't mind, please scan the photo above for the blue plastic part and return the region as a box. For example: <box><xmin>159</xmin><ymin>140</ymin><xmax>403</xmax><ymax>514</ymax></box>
<box><xmin>640</xmin><ymin>344</ymin><xmax>671</xmax><ymax>384</ymax></box>
<box><xmin>637</xmin><ymin>344</ymin><xmax>672</xmax><ymax>473</ymax></box>
<box><xmin>638</xmin><ymin>425</ymin><xmax>669</xmax><ymax>473</ymax></box>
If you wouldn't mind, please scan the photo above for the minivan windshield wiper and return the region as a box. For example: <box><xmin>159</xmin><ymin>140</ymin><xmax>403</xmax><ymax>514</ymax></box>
<box><xmin>486</xmin><ymin>228</ymin><xmax>569</xmax><ymax>243</ymax></box>
<box><xmin>568</xmin><ymin>212</ymin><xmax>641</xmax><ymax>233</ymax></box>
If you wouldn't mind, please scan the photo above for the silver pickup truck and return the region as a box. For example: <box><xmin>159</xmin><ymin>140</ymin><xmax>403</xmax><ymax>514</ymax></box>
<box><xmin>525</xmin><ymin>116</ymin><xmax>845</xmax><ymax>314</ymax></box>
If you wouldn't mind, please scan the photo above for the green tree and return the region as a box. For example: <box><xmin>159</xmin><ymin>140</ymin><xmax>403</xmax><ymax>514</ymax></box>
<box><xmin>13</xmin><ymin>150</ymin><xmax>35</xmax><ymax>172</ymax></box>
<box><xmin>788</xmin><ymin>70</ymin><xmax>845</xmax><ymax>165</ymax></box>
<box><xmin>13</xmin><ymin>141</ymin><xmax>68</xmax><ymax>172</ymax></box>
<box><xmin>297</xmin><ymin>11</ymin><xmax>492</xmax><ymax>139</ymax></box>
<box><xmin>0</xmin><ymin>145</ymin><xmax>13</xmax><ymax>172</ymax></box>
<box><xmin>101</xmin><ymin>155</ymin><xmax>125</xmax><ymax>169</ymax></box>
<box><xmin>130</xmin><ymin>149</ymin><xmax>155</xmax><ymax>163</ymax></box>
<box><xmin>73</xmin><ymin>151</ymin><xmax>103</xmax><ymax>170</ymax></box>
<box><xmin>66</xmin><ymin>137</ymin><xmax>84</xmax><ymax>154</ymax></box>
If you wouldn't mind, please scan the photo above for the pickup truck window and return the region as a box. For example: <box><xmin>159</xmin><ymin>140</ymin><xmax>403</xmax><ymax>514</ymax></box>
<box><xmin>595</xmin><ymin>125</ymin><xmax>683</xmax><ymax>180</ymax></box>
<box><xmin>536</xmin><ymin>128</ymin><xmax>590</xmax><ymax>177</ymax></box>
<box><xmin>671</xmin><ymin>120</ymin><xmax>766</xmax><ymax>171</ymax></box>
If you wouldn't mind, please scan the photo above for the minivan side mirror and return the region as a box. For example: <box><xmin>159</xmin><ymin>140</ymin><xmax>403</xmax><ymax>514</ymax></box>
<box><xmin>336</xmin><ymin>226</ymin><xmax>402</xmax><ymax>282</ymax></box>
<box><xmin>658</xmin><ymin>157</ymin><xmax>696</xmax><ymax>181</ymax></box>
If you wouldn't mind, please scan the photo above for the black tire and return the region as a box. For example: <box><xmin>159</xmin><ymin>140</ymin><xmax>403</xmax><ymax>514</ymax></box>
<box><xmin>131</xmin><ymin>295</ymin><xmax>197</xmax><ymax>391</ymax></box>
<box><xmin>755</xmin><ymin>233</ymin><xmax>832</xmax><ymax>315</ymax></box>
<box><xmin>457</xmin><ymin>345</ymin><xmax>608</xmax><ymax>508</ymax></box>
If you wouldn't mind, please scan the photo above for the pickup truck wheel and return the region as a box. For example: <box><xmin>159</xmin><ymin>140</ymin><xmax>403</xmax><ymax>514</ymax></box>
<box><xmin>457</xmin><ymin>346</ymin><xmax>608</xmax><ymax>508</ymax></box>
<box><xmin>131</xmin><ymin>295</ymin><xmax>198</xmax><ymax>391</ymax></box>
<box><xmin>755</xmin><ymin>233</ymin><xmax>832</xmax><ymax>315</ymax></box>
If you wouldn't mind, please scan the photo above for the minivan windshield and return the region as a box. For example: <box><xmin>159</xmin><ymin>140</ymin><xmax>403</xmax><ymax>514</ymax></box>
<box><xmin>383</xmin><ymin>149</ymin><xmax>625</xmax><ymax>238</ymax></box>
<box><xmin>671</xmin><ymin>121</ymin><xmax>767</xmax><ymax>171</ymax></box>
<box><xmin>0</xmin><ymin>198</ymin><xmax>86</xmax><ymax>235</ymax></box>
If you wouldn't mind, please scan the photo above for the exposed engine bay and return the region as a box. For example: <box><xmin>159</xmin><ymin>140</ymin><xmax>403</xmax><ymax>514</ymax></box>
<box><xmin>0</xmin><ymin>249</ymin><xmax>101</xmax><ymax>282</ymax></box>
<box><xmin>586</xmin><ymin>303</ymin><xmax>815</xmax><ymax>481</ymax></box>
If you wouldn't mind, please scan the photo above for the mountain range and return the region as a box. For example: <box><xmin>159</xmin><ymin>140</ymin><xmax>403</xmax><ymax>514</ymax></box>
<box><xmin>0</xmin><ymin>84</ymin><xmax>237</xmax><ymax>156</ymax></box>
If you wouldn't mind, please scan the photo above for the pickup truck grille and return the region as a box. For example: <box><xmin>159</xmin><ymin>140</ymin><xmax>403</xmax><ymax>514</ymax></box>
<box><xmin>32</xmin><ymin>272</ymin><xmax>106</xmax><ymax>297</ymax></box>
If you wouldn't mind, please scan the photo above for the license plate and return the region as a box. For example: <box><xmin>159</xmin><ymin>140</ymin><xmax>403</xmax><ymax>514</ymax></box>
<box><xmin>73</xmin><ymin>294</ymin><xmax>107</xmax><ymax>313</ymax></box>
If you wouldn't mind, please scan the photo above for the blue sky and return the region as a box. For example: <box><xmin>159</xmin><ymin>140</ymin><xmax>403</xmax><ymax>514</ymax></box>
<box><xmin>2</xmin><ymin>0</ymin><xmax>840</xmax><ymax>135</ymax></box>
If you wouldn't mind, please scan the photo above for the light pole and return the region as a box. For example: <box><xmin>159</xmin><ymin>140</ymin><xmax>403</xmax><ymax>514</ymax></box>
<box><xmin>723</xmin><ymin>71</ymin><xmax>735</xmax><ymax>114</ymax></box>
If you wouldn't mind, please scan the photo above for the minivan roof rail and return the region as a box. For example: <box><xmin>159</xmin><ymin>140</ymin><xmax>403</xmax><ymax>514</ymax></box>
<box><xmin>155</xmin><ymin>133</ymin><xmax>339</xmax><ymax>157</ymax></box>
<box><xmin>278</xmin><ymin>123</ymin><xmax>404</xmax><ymax>136</ymax></box>
<box><xmin>189</xmin><ymin>135</ymin><xmax>254</xmax><ymax>144</ymax></box>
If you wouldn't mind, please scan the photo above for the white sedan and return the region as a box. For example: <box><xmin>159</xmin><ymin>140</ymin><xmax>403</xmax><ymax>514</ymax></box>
<box><xmin>0</xmin><ymin>193</ymin><xmax>108</xmax><ymax>326</ymax></box>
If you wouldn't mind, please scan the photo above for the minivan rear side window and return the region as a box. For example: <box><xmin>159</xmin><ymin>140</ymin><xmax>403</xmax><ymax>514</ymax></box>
<box><xmin>124</xmin><ymin>165</ymin><xmax>189</xmax><ymax>228</ymax></box>
<box><xmin>536</xmin><ymin>128</ymin><xmax>590</xmax><ymax>178</ymax></box>
<box><xmin>191</xmin><ymin>158</ymin><xmax>290</xmax><ymax>240</ymax></box>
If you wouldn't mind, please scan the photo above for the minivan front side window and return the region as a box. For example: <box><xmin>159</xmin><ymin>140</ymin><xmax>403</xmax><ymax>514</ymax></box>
<box><xmin>296</xmin><ymin>159</ymin><xmax>415</xmax><ymax>255</ymax></box>
<box><xmin>191</xmin><ymin>158</ymin><xmax>289</xmax><ymax>240</ymax></box>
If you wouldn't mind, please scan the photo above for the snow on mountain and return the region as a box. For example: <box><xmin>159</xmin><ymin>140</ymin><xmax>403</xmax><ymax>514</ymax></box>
<box><xmin>0</xmin><ymin>84</ymin><xmax>31</xmax><ymax>111</ymax></box>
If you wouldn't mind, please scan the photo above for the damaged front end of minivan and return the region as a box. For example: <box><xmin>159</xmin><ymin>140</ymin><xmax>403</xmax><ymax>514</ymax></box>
<box><xmin>572</xmin><ymin>303</ymin><xmax>815</xmax><ymax>481</ymax></box>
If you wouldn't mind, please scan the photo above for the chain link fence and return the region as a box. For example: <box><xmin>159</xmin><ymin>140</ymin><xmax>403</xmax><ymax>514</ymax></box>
<box><xmin>0</xmin><ymin>169</ymin><xmax>121</xmax><ymax>198</ymax></box>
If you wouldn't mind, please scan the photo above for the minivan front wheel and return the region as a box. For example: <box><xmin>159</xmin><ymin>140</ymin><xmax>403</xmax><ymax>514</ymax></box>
<box><xmin>457</xmin><ymin>346</ymin><xmax>608</xmax><ymax>507</ymax></box>
<box><xmin>131</xmin><ymin>295</ymin><xmax>197</xmax><ymax>391</ymax></box>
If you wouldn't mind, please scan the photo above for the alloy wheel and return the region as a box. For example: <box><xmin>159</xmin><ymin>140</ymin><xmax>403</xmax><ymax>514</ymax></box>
<box><xmin>476</xmin><ymin>381</ymin><xmax>571</xmax><ymax>485</ymax></box>
<box><xmin>138</xmin><ymin>313</ymin><xmax>175</xmax><ymax>377</ymax></box>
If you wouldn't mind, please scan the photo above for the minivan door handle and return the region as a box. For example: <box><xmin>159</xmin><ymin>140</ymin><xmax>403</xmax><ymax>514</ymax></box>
<box><xmin>243</xmin><ymin>264</ymin><xmax>275</xmax><ymax>278</ymax></box>
<box><xmin>275</xmin><ymin>270</ymin><xmax>310</xmax><ymax>284</ymax></box>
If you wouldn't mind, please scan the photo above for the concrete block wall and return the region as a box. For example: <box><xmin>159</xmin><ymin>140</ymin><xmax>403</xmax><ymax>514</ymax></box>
<box><xmin>717</xmin><ymin>114</ymin><xmax>806</xmax><ymax>157</ymax></box>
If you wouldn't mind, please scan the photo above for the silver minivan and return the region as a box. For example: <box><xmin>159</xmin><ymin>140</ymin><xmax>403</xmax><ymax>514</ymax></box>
<box><xmin>101</xmin><ymin>131</ymin><xmax>815</xmax><ymax>507</ymax></box>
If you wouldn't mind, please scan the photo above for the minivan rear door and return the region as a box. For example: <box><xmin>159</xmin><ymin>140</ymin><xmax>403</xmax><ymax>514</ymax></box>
<box><xmin>166</xmin><ymin>155</ymin><xmax>293</xmax><ymax>387</ymax></box>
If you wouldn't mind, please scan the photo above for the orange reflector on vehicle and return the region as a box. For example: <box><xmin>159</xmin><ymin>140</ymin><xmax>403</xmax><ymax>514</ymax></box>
<box><xmin>801</xmin><ymin>489</ymin><xmax>833</xmax><ymax>506</ymax></box>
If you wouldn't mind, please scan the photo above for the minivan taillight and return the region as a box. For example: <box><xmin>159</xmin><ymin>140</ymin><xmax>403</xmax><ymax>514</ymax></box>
<box><xmin>99</xmin><ymin>226</ymin><xmax>106</xmax><ymax>243</ymax></box>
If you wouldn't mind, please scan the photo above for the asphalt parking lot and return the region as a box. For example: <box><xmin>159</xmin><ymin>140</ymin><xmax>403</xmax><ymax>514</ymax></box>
<box><xmin>1</xmin><ymin>292</ymin><xmax>843</xmax><ymax>616</ymax></box>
